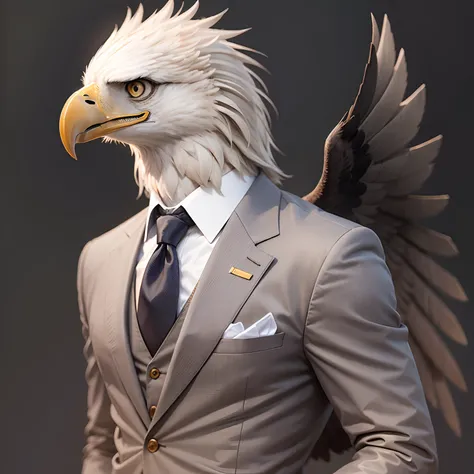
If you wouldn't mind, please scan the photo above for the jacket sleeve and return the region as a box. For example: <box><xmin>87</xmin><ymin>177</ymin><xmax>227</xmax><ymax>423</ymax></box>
<box><xmin>78</xmin><ymin>242</ymin><xmax>116</xmax><ymax>474</ymax></box>
<box><xmin>304</xmin><ymin>226</ymin><xmax>438</xmax><ymax>474</ymax></box>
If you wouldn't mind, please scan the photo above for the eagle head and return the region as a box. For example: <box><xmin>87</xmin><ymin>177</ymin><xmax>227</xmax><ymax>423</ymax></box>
<box><xmin>59</xmin><ymin>1</ymin><xmax>286</xmax><ymax>204</ymax></box>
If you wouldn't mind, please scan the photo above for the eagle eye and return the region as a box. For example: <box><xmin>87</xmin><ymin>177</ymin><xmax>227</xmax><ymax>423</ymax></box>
<box><xmin>126</xmin><ymin>80</ymin><xmax>146</xmax><ymax>98</ymax></box>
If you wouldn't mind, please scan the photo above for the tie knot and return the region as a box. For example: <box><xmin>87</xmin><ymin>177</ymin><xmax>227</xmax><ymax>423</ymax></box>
<box><xmin>155</xmin><ymin>206</ymin><xmax>194</xmax><ymax>247</ymax></box>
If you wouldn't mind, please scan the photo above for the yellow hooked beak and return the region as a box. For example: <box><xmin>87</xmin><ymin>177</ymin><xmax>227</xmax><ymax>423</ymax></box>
<box><xmin>59</xmin><ymin>83</ymin><xmax>150</xmax><ymax>159</ymax></box>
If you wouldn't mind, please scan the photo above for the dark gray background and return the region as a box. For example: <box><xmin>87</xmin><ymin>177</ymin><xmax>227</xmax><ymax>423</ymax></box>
<box><xmin>3</xmin><ymin>1</ymin><xmax>473</xmax><ymax>473</ymax></box>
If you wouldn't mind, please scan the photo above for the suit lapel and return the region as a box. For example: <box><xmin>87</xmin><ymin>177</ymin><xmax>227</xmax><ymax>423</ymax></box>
<box><xmin>152</xmin><ymin>173</ymin><xmax>282</xmax><ymax>428</ymax></box>
<box><xmin>105</xmin><ymin>208</ymin><xmax>149</xmax><ymax>427</ymax></box>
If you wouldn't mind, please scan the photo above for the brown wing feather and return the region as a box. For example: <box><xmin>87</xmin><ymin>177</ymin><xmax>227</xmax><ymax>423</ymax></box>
<box><xmin>304</xmin><ymin>14</ymin><xmax>468</xmax><ymax>461</ymax></box>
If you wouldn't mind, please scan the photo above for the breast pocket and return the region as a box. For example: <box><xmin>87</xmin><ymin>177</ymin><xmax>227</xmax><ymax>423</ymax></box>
<box><xmin>213</xmin><ymin>332</ymin><xmax>285</xmax><ymax>354</ymax></box>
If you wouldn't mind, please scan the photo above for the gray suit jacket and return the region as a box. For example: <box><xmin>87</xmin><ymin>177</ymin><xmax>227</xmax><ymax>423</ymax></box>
<box><xmin>77</xmin><ymin>172</ymin><xmax>438</xmax><ymax>474</ymax></box>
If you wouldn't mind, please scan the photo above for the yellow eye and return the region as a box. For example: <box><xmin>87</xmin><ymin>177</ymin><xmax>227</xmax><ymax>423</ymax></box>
<box><xmin>126</xmin><ymin>81</ymin><xmax>145</xmax><ymax>98</ymax></box>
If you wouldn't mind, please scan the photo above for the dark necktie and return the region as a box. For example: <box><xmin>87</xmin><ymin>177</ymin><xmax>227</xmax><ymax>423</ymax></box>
<box><xmin>137</xmin><ymin>206</ymin><xmax>195</xmax><ymax>355</ymax></box>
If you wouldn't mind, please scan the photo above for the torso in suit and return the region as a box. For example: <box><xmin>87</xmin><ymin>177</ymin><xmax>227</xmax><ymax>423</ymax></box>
<box><xmin>78</xmin><ymin>171</ymin><xmax>437</xmax><ymax>474</ymax></box>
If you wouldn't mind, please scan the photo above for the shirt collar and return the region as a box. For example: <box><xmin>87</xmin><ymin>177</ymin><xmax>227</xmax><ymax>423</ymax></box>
<box><xmin>145</xmin><ymin>170</ymin><xmax>256</xmax><ymax>244</ymax></box>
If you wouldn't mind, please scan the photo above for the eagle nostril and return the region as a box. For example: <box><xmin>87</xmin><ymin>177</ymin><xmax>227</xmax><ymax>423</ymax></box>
<box><xmin>85</xmin><ymin>99</ymin><xmax>96</xmax><ymax>105</ymax></box>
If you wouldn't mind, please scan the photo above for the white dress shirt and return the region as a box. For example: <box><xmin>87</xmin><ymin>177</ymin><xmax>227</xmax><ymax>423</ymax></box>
<box><xmin>135</xmin><ymin>170</ymin><xmax>256</xmax><ymax>312</ymax></box>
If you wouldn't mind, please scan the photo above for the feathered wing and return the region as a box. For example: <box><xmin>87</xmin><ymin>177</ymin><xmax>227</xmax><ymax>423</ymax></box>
<box><xmin>303</xmin><ymin>14</ymin><xmax>468</xmax><ymax>460</ymax></box>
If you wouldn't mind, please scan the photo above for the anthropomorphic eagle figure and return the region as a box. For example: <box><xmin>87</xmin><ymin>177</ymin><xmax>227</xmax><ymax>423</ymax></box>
<box><xmin>60</xmin><ymin>2</ymin><xmax>467</xmax><ymax>473</ymax></box>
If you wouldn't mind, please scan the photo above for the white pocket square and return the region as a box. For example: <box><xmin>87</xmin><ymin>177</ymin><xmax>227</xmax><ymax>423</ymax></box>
<box><xmin>223</xmin><ymin>312</ymin><xmax>277</xmax><ymax>339</ymax></box>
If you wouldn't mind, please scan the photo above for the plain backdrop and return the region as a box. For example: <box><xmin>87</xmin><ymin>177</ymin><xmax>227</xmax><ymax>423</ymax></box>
<box><xmin>2</xmin><ymin>1</ymin><xmax>473</xmax><ymax>473</ymax></box>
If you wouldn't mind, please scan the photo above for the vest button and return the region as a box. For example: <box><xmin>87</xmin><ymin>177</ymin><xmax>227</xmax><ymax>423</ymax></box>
<box><xmin>149</xmin><ymin>405</ymin><xmax>157</xmax><ymax>418</ymax></box>
<box><xmin>149</xmin><ymin>368</ymin><xmax>161</xmax><ymax>379</ymax></box>
<box><xmin>147</xmin><ymin>438</ymin><xmax>159</xmax><ymax>453</ymax></box>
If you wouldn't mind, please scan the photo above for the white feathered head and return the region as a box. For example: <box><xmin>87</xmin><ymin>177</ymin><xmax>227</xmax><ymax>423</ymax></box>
<box><xmin>59</xmin><ymin>1</ymin><xmax>287</xmax><ymax>204</ymax></box>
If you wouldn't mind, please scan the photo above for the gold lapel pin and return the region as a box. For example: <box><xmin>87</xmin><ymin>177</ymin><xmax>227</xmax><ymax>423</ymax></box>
<box><xmin>229</xmin><ymin>266</ymin><xmax>253</xmax><ymax>280</ymax></box>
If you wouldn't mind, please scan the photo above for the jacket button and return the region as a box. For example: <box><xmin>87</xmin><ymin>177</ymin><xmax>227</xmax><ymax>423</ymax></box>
<box><xmin>149</xmin><ymin>368</ymin><xmax>161</xmax><ymax>379</ymax></box>
<box><xmin>149</xmin><ymin>405</ymin><xmax>157</xmax><ymax>418</ymax></box>
<box><xmin>147</xmin><ymin>439</ymin><xmax>159</xmax><ymax>453</ymax></box>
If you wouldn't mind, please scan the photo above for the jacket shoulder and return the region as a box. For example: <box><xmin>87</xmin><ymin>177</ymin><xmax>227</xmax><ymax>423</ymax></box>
<box><xmin>80</xmin><ymin>207</ymin><xmax>147</xmax><ymax>272</ymax></box>
<box><xmin>276</xmin><ymin>191</ymin><xmax>382</xmax><ymax>287</ymax></box>
<box><xmin>280</xmin><ymin>190</ymin><xmax>362</xmax><ymax>242</ymax></box>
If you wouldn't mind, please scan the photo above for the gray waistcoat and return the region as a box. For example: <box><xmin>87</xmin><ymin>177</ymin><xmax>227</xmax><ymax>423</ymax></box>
<box><xmin>128</xmin><ymin>281</ymin><xmax>197</xmax><ymax>419</ymax></box>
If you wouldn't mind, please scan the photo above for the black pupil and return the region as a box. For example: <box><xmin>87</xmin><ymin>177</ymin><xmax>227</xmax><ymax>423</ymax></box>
<box><xmin>133</xmin><ymin>85</ymin><xmax>139</xmax><ymax>92</ymax></box>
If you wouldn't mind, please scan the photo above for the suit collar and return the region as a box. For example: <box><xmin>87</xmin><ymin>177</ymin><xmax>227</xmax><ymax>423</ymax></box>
<box><xmin>123</xmin><ymin>208</ymin><xmax>148</xmax><ymax>238</ymax></box>
<box><xmin>121</xmin><ymin>172</ymin><xmax>281</xmax><ymax>244</ymax></box>
<box><xmin>234</xmin><ymin>172</ymin><xmax>281</xmax><ymax>245</ymax></box>
<box><xmin>145</xmin><ymin>170</ymin><xmax>257</xmax><ymax>244</ymax></box>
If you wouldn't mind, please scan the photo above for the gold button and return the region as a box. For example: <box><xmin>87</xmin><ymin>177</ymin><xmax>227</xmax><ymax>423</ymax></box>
<box><xmin>149</xmin><ymin>405</ymin><xmax>157</xmax><ymax>418</ymax></box>
<box><xmin>147</xmin><ymin>438</ymin><xmax>159</xmax><ymax>453</ymax></box>
<box><xmin>149</xmin><ymin>368</ymin><xmax>161</xmax><ymax>379</ymax></box>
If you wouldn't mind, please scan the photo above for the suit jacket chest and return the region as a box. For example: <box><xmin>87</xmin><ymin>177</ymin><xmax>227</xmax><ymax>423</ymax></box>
<box><xmin>87</xmin><ymin>173</ymin><xmax>285</xmax><ymax>432</ymax></box>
